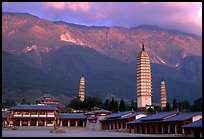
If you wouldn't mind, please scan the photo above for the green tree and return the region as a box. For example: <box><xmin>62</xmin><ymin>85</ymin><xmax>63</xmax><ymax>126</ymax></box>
<box><xmin>178</xmin><ymin>100</ymin><xmax>191</xmax><ymax>112</ymax></box>
<box><xmin>127</xmin><ymin>100</ymin><xmax>137</xmax><ymax>111</ymax></box>
<box><xmin>191</xmin><ymin>98</ymin><xmax>202</xmax><ymax>112</ymax></box>
<box><xmin>93</xmin><ymin>96</ymin><xmax>104</xmax><ymax>108</ymax></box>
<box><xmin>83</xmin><ymin>96</ymin><xmax>94</xmax><ymax>110</ymax></box>
<box><xmin>165</xmin><ymin>102</ymin><xmax>172</xmax><ymax>111</ymax></box>
<box><xmin>68</xmin><ymin>97</ymin><xmax>83</xmax><ymax>109</ymax></box>
<box><xmin>109</xmin><ymin>97</ymin><xmax>118</xmax><ymax>113</ymax></box>
<box><xmin>2</xmin><ymin>99</ymin><xmax>16</xmax><ymax>107</ymax></box>
<box><xmin>119</xmin><ymin>98</ymin><xmax>126</xmax><ymax>112</ymax></box>
<box><xmin>113</xmin><ymin>101</ymin><xmax>119</xmax><ymax>113</ymax></box>
<box><xmin>104</xmin><ymin>99</ymin><xmax>109</xmax><ymax>110</ymax></box>
<box><xmin>21</xmin><ymin>98</ymin><xmax>29</xmax><ymax>104</ymax></box>
<box><xmin>173</xmin><ymin>98</ymin><xmax>178</xmax><ymax>111</ymax></box>
<box><xmin>146</xmin><ymin>107</ymin><xmax>154</xmax><ymax>115</ymax></box>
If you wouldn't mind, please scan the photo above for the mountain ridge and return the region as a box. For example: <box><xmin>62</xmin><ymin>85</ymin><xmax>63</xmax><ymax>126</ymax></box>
<box><xmin>2</xmin><ymin>12</ymin><xmax>202</xmax><ymax>104</ymax></box>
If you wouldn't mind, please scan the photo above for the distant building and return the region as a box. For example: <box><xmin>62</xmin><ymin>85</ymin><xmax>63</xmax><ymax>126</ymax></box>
<box><xmin>160</xmin><ymin>79</ymin><xmax>167</xmax><ymax>109</ymax></box>
<box><xmin>85</xmin><ymin>108</ymin><xmax>111</xmax><ymax>130</ymax></box>
<box><xmin>100</xmin><ymin>111</ymin><xmax>147</xmax><ymax>131</ymax></box>
<box><xmin>182</xmin><ymin>119</ymin><xmax>202</xmax><ymax>137</ymax></box>
<box><xmin>2</xmin><ymin>104</ymin><xmax>58</xmax><ymax>127</ymax></box>
<box><xmin>136</xmin><ymin>44</ymin><xmax>152</xmax><ymax>110</ymax></box>
<box><xmin>78</xmin><ymin>75</ymin><xmax>85</xmax><ymax>101</ymax></box>
<box><xmin>36</xmin><ymin>94</ymin><xmax>65</xmax><ymax>109</ymax></box>
<box><xmin>127</xmin><ymin>111</ymin><xmax>202</xmax><ymax>135</ymax></box>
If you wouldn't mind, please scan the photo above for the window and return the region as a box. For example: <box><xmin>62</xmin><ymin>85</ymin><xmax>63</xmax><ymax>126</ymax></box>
<box><xmin>14</xmin><ymin>112</ymin><xmax>22</xmax><ymax>115</ymax></box>
<box><xmin>23</xmin><ymin>112</ymin><xmax>30</xmax><ymax>115</ymax></box>
<box><xmin>31</xmin><ymin>112</ymin><xmax>37</xmax><ymax>115</ymax></box>
<box><xmin>47</xmin><ymin>120</ymin><xmax>53</xmax><ymax>124</ymax></box>
<box><xmin>39</xmin><ymin>112</ymin><xmax>46</xmax><ymax>115</ymax></box>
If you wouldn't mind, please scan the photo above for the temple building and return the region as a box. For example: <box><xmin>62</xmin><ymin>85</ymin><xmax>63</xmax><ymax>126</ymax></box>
<box><xmin>78</xmin><ymin>75</ymin><xmax>85</xmax><ymax>101</ymax></box>
<box><xmin>36</xmin><ymin>94</ymin><xmax>65</xmax><ymax>109</ymax></box>
<box><xmin>136</xmin><ymin>44</ymin><xmax>152</xmax><ymax>109</ymax></box>
<box><xmin>160</xmin><ymin>79</ymin><xmax>167</xmax><ymax>109</ymax></box>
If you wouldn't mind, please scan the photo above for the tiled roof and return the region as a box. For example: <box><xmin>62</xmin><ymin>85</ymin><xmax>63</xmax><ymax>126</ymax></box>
<box><xmin>58</xmin><ymin>113</ymin><xmax>87</xmax><ymax>119</ymax></box>
<box><xmin>95</xmin><ymin>109</ymin><xmax>111</xmax><ymax>114</ymax></box>
<box><xmin>127</xmin><ymin>119</ymin><xmax>143</xmax><ymax>125</ymax></box>
<box><xmin>162</xmin><ymin>112</ymin><xmax>202</xmax><ymax>122</ymax></box>
<box><xmin>85</xmin><ymin>111</ymin><xmax>96</xmax><ymax>115</ymax></box>
<box><xmin>141</xmin><ymin>111</ymin><xmax>178</xmax><ymax>121</ymax></box>
<box><xmin>100</xmin><ymin>111</ymin><xmax>133</xmax><ymax>121</ymax></box>
<box><xmin>119</xmin><ymin>112</ymin><xmax>144</xmax><ymax>120</ymax></box>
<box><xmin>10</xmin><ymin>105</ymin><xmax>58</xmax><ymax>111</ymax></box>
<box><xmin>181</xmin><ymin>119</ymin><xmax>202</xmax><ymax>128</ymax></box>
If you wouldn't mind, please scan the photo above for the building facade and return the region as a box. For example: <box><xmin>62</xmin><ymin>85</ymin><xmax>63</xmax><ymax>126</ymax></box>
<box><xmin>78</xmin><ymin>75</ymin><xmax>85</xmax><ymax>101</ymax></box>
<box><xmin>4</xmin><ymin>105</ymin><xmax>58</xmax><ymax>127</ymax></box>
<box><xmin>136</xmin><ymin>45</ymin><xmax>152</xmax><ymax>109</ymax></box>
<box><xmin>160</xmin><ymin>79</ymin><xmax>167</xmax><ymax>109</ymax></box>
<box><xmin>127</xmin><ymin>112</ymin><xmax>202</xmax><ymax>135</ymax></box>
<box><xmin>100</xmin><ymin>111</ymin><xmax>147</xmax><ymax>131</ymax></box>
<box><xmin>36</xmin><ymin>94</ymin><xmax>65</xmax><ymax>109</ymax></box>
<box><xmin>2</xmin><ymin>104</ymin><xmax>87</xmax><ymax>128</ymax></box>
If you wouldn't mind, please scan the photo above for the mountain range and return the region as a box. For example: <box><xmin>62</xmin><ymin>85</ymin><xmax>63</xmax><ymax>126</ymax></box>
<box><xmin>2</xmin><ymin>12</ymin><xmax>202</xmax><ymax>105</ymax></box>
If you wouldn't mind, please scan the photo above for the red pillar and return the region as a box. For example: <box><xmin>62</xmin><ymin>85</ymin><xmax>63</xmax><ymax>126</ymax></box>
<box><xmin>149</xmin><ymin>124</ymin><xmax>152</xmax><ymax>134</ymax></box>
<box><xmin>176</xmin><ymin>123</ymin><xmax>179</xmax><ymax>134</ymax></box>
<box><xmin>134</xmin><ymin>125</ymin><xmax>136</xmax><ymax>133</ymax></box>
<box><xmin>162</xmin><ymin>124</ymin><xmax>165</xmax><ymax>134</ymax></box>
<box><xmin>144</xmin><ymin>124</ymin><xmax>147</xmax><ymax>134</ymax></box>
<box><xmin>139</xmin><ymin>124</ymin><xmax>142</xmax><ymax>133</ymax></box>
<box><xmin>129</xmin><ymin>125</ymin><xmax>131</xmax><ymax>133</ymax></box>
<box><xmin>168</xmin><ymin>124</ymin><xmax>171</xmax><ymax>134</ymax></box>
<box><xmin>155</xmin><ymin>124</ymin><xmax>158</xmax><ymax>134</ymax></box>
<box><xmin>184</xmin><ymin>129</ymin><xmax>188</xmax><ymax>137</ymax></box>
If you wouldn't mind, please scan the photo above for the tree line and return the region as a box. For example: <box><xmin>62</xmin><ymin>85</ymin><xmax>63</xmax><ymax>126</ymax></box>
<box><xmin>67</xmin><ymin>96</ymin><xmax>202</xmax><ymax>113</ymax></box>
<box><xmin>2</xmin><ymin>96</ymin><xmax>202</xmax><ymax>113</ymax></box>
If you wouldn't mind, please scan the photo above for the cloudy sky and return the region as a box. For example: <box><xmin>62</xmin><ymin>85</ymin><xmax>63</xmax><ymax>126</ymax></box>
<box><xmin>2</xmin><ymin>2</ymin><xmax>202</xmax><ymax>35</ymax></box>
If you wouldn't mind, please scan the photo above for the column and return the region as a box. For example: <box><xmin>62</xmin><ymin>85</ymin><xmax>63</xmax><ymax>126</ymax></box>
<box><xmin>133</xmin><ymin>125</ymin><xmax>136</xmax><ymax>133</ymax></box>
<box><xmin>144</xmin><ymin>125</ymin><xmax>147</xmax><ymax>134</ymax></box>
<box><xmin>28</xmin><ymin>120</ymin><xmax>30</xmax><ymax>126</ymax></box>
<box><xmin>129</xmin><ymin>126</ymin><xmax>131</xmax><ymax>133</ymax></box>
<box><xmin>177</xmin><ymin>124</ymin><xmax>179</xmax><ymax>134</ymax></box>
<box><xmin>20</xmin><ymin>120</ymin><xmax>22</xmax><ymax>126</ymax></box>
<box><xmin>83</xmin><ymin>121</ymin><xmax>85</xmax><ymax>127</ymax></box>
<box><xmin>149</xmin><ymin>124</ymin><xmax>152</xmax><ymax>134</ymax></box>
<box><xmin>36</xmin><ymin>120</ymin><xmax>38</xmax><ymax>126</ymax></box>
<box><xmin>168</xmin><ymin>124</ymin><xmax>171</xmax><ymax>134</ymax></box>
<box><xmin>75</xmin><ymin>120</ymin><xmax>78</xmax><ymax>126</ymax></box>
<box><xmin>139</xmin><ymin>125</ymin><xmax>142</xmax><ymax>133</ymax></box>
<box><xmin>184</xmin><ymin>129</ymin><xmax>188</xmax><ymax>137</ymax></box>
<box><xmin>175</xmin><ymin>124</ymin><xmax>178</xmax><ymax>134</ymax></box>
<box><xmin>44</xmin><ymin>120</ymin><xmax>47</xmax><ymax>126</ymax></box>
<box><xmin>60</xmin><ymin>120</ymin><xmax>62</xmax><ymax>126</ymax></box>
<box><xmin>162</xmin><ymin>124</ymin><xmax>164</xmax><ymax>134</ymax></box>
<box><xmin>155</xmin><ymin>124</ymin><xmax>158</xmax><ymax>134</ymax></box>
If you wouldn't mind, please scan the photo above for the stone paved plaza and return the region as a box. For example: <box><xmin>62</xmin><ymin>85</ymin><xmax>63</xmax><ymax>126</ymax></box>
<box><xmin>2</xmin><ymin>127</ymin><xmax>182</xmax><ymax>137</ymax></box>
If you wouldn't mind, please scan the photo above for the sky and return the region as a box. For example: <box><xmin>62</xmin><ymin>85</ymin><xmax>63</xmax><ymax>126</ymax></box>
<box><xmin>2</xmin><ymin>2</ymin><xmax>202</xmax><ymax>35</ymax></box>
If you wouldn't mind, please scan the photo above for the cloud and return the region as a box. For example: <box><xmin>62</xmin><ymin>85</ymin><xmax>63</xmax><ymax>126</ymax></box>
<box><xmin>2</xmin><ymin>2</ymin><xmax>202</xmax><ymax>35</ymax></box>
<box><xmin>42</xmin><ymin>2</ymin><xmax>90</xmax><ymax>12</ymax></box>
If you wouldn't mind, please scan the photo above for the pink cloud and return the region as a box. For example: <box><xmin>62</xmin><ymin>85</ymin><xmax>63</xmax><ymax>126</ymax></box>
<box><xmin>2</xmin><ymin>2</ymin><xmax>202</xmax><ymax>35</ymax></box>
<box><xmin>43</xmin><ymin>2</ymin><xmax>90</xmax><ymax>12</ymax></box>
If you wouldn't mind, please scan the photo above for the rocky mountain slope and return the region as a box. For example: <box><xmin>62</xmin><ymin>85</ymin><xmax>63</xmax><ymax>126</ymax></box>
<box><xmin>2</xmin><ymin>12</ymin><xmax>202</xmax><ymax>104</ymax></box>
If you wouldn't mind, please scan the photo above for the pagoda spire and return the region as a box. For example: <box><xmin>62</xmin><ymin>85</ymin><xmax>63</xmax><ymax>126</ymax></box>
<box><xmin>142</xmin><ymin>44</ymin><xmax>145</xmax><ymax>51</ymax></box>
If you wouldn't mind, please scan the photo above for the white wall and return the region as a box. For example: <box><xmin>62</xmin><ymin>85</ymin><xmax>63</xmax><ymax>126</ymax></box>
<box><xmin>192</xmin><ymin>115</ymin><xmax>202</xmax><ymax>122</ymax></box>
<box><xmin>136</xmin><ymin>114</ymin><xmax>147</xmax><ymax>120</ymax></box>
